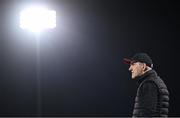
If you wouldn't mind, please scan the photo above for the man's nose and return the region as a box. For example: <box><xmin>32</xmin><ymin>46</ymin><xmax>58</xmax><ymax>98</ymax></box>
<box><xmin>128</xmin><ymin>66</ymin><xmax>132</xmax><ymax>71</ymax></box>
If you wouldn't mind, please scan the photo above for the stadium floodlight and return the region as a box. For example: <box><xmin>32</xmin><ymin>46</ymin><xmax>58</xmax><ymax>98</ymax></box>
<box><xmin>19</xmin><ymin>6</ymin><xmax>57</xmax><ymax>116</ymax></box>
<box><xmin>20</xmin><ymin>6</ymin><xmax>56</xmax><ymax>33</ymax></box>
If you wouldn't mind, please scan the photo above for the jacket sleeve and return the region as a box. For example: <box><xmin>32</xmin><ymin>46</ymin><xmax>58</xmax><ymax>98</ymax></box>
<box><xmin>137</xmin><ymin>81</ymin><xmax>158</xmax><ymax>116</ymax></box>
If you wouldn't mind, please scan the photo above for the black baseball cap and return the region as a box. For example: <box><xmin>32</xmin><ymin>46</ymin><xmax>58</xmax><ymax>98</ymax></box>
<box><xmin>123</xmin><ymin>53</ymin><xmax>153</xmax><ymax>68</ymax></box>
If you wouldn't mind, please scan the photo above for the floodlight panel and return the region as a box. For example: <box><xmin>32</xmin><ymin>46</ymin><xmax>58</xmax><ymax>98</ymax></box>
<box><xmin>20</xmin><ymin>7</ymin><xmax>56</xmax><ymax>32</ymax></box>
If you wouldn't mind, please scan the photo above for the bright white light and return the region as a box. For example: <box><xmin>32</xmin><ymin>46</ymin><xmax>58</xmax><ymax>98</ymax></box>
<box><xmin>20</xmin><ymin>6</ymin><xmax>56</xmax><ymax>32</ymax></box>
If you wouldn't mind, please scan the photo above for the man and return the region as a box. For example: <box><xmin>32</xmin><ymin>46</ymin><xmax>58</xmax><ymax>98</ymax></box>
<box><xmin>123</xmin><ymin>53</ymin><xmax>169</xmax><ymax>117</ymax></box>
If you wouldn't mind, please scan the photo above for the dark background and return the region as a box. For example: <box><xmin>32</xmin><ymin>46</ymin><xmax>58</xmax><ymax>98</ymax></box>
<box><xmin>0</xmin><ymin>0</ymin><xmax>179</xmax><ymax>117</ymax></box>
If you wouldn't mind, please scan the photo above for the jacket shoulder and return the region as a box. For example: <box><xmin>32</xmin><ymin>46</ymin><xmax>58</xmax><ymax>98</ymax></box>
<box><xmin>145</xmin><ymin>77</ymin><xmax>169</xmax><ymax>95</ymax></box>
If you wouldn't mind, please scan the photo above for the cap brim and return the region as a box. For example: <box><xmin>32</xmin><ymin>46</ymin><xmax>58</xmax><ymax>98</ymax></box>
<box><xmin>123</xmin><ymin>58</ymin><xmax>132</xmax><ymax>65</ymax></box>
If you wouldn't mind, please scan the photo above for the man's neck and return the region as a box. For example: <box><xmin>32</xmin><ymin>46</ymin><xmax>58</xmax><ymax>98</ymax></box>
<box><xmin>142</xmin><ymin>67</ymin><xmax>152</xmax><ymax>75</ymax></box>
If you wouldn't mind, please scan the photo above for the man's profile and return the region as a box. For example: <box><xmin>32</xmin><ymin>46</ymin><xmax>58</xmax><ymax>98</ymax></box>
<box><xmin>123</xmin><ymin>52</ymin><xmax>169</xmax><ymax>117</ymax></box>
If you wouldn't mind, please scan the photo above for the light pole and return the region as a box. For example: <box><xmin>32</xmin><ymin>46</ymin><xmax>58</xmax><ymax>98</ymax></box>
<box><xmin>19</xmin><ymin>5</ymin><xmax>56</xmax><ymax>116</ymax></box>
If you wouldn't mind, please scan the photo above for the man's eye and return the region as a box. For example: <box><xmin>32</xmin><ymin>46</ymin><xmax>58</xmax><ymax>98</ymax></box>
<box><xmin>131</xmin><ymin>63</ymin><xmax>135</xmax><ymax>66</ymax></box>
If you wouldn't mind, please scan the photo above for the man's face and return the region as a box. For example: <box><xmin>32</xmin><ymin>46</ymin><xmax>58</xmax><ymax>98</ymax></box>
<box><xmin>128</xmin><ymin>62</ymin><xmax>144</xmax><ymax>79</ymax></box>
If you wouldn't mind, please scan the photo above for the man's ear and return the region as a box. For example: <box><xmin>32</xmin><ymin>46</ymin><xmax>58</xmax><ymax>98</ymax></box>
<box><xmin>143</xmin><ymin>63</ymin><xmax>147</xmax><ymax>71</ymax></box>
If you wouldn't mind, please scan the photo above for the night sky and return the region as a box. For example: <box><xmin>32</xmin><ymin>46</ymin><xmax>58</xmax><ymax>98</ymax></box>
<box><xmin>0</xmin><ymin>0</ymin><xmax>179</xmax><ymax>117</ymax></box>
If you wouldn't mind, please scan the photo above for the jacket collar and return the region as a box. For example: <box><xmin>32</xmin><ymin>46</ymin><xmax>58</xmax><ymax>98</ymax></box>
<box><xmin>136</xmin><ymin>69</ymin><xmax>157</xmax><ymax>84</ymax></box>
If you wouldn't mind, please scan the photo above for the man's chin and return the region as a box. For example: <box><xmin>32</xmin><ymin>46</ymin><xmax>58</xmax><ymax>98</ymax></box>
<box><xmin>131</xmin><ymin>76</ymin><xmax>135</xmax><ymax>79</ymax></box>
<box><xmin>132</xmin><ymin>75</ymin><xmax>138</xmax><ymax>79</ymax></box>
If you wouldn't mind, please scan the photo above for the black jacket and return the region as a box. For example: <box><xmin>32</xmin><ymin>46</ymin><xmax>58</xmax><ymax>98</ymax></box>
<box><xmin>133</xmin><ymin>70</ymin><xmax>169</xmax><ymax>117</ymax></box>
